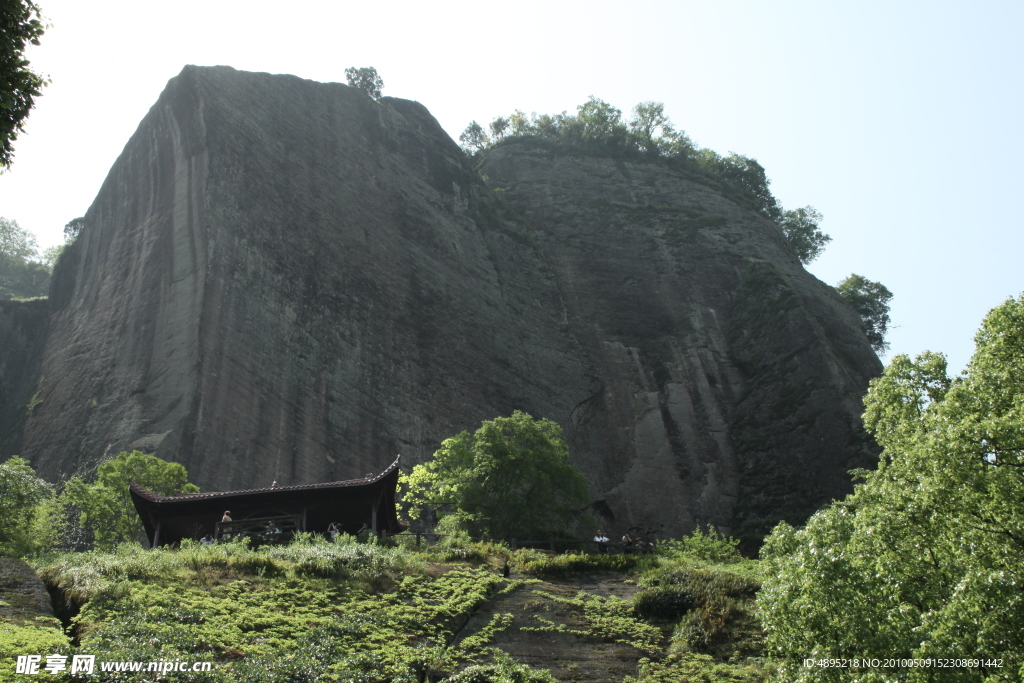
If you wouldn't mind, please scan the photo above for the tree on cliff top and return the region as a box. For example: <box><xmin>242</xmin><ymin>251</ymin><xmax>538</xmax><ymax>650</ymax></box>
<box><xmin>345</xmin><ymin>66</ymin><xmax>383</xmax><ymax>100</ymax></box>
<box><xmin>64</xmin><ymin>450</ymin><xmax>199</xmax><ymax>549</ymax></box>
<box><xmin>1</xmin><ymin>0</ymin><xmax>47</xmax><ymax>170</ymax></box>
<box><xmin>460</xmin><ymin>98</ymin><xmax>788</xmax><ymax>219</ymax></box>
<box><xmin>836</xmin><ymin>273</ymin><xmax>893</xmax><ymax>354</ymax></box>
<box><xmin>401</xmin><ymin>411</ymin><xmax>590</xmax><ymax>540</ymax></box>
<box><xmin>777</xmin><ymin>206</ymin><xmax>831</xmax><ymax>264</ymax></box>
<box><xmin>759</xmin><ymin>294</ymin><xmax>1024</xmax><ymax>680</ymax></box>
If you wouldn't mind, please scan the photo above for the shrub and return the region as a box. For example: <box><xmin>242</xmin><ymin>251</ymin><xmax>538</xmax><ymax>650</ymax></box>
<box><xmin>656</xmin><ymin>527</ymin><xmax>745</xmax><ymax>564</ymax></box>
<box><xmin>624</xmin><ymin>653</ymin><xmax>766</xmax><ymax>683</ymax></box>
<box><xmin>444</xmin><ymin>649</ymin><xmax>557</xmax><ymax>682</ymax></box>
<box><xmin>639</xmin><ymin>564</ymin><xmax>758</xmax><ymax>601</ymax></box>
<box><xmin>632</xmin><ymin>585</ymin><xmax>697</xmax><ymax>621</ymax></box>
<box><xmin>514</xmin><ymin>551</ymin><xmax>640</xmax><ymax>578</ymax></box>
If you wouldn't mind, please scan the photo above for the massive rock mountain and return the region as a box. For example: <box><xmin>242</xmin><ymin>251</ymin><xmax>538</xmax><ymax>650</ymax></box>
<box><xmin>2</xmin><ymin>66</ymin><xmax>881</xmax><ymax>541</ymax></box>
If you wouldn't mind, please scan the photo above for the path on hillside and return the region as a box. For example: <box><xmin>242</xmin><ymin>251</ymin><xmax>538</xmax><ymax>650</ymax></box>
<box><xmin>454</xmin><ymin>572</ymin><xmax>655</xmax><ymax>683</ymax></box>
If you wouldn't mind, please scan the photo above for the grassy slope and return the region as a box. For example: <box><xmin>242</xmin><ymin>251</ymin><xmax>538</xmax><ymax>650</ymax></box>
<box><xmin>4</xmin><ymin>534</ymin><xmax>769</xmax><ymax>682</ymax></box>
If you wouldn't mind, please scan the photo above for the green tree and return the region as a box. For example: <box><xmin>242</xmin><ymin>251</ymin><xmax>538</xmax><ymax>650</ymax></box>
<box><xmin>344</xmin><ymin>66</ymin><xmax>383</xmax><ymax>100</ymax></box>
<box><xmin>0</xmin><ymin>216</ymin><xmax>49</xmax><ymax>298</ymax></box>
<box><xmin>560</xmin><ymin>96</ymin><xmax>629</xmax><ymax>149</ymax></box>
<box><xmin>776</xmin><ymin>206</ymin><xmax>830</xmax><ymax>263</ymax></box>
<box><xmin>63</xmin><ymin>215</ymin><xmax>84</xmax><ymax>242</ymax></box>
<box><xmin>0</xmin><ymin>215</ymin><xmax>37</xmax><ymax>261</ymax></box>
<box><xmin>759</xmin><ymin>294</ymin><xmax>1024</xmax><ymax>682</ymax></box>
<box><xmin>488</xmin><ymin>115</ymin><xmax>510</xmax><ymax>141</ymax></box>
<box><xmin>0</xmin><ymin>455</ymin><xmax>56</xmax><ymax>555</ymax></box>
<box><xmin>836</xmin><ymin>273</ymin><xmax>893</xmax><ymax>354</ymax></box>
<box><xmin>401</xmin><ymin>411</ymin><xmax>591</xmax><ymax>540</ymax></box>
<box><xmin>508</xmin><ymin>109</ymin><xmax>531</xmax><ymax>136</ymax></box>
<box><xmin>64</xmin><ymin>450</ymin><xmax>199</xmax><ymax>549</ymax></box>
<box><xmin>39</xmin><ymin>243</ymin><xmax>61</xmax><ymax>270</ymax></box>
<box><xmin>628</xmin><ymin>101</ymin><xmax>691</xmax><ymax>157</ymax></box>
<box><xmin>460</xmin><ymin>97</ymin><xmax>783</xmax><ymax>217</ymax></box>
<box><xmin>459</xmin><ymin>120</ymin><xmax>489</xmax><ymax>152</ymax></box>
<box><xmin>0</xmin><ymin>0</ymin><xmax>46</xmax><ymax>170</ymax></box>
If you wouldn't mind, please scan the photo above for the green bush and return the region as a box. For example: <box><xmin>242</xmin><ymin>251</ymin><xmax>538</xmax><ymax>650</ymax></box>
<box><xmin>624</xmin><ymin>653</ymin><xmax>766</xmax><ymax>683</ymax></box>
<box><xmin>514</xmin><ymin>551</ymin><xmax>640</xmax><ymax>578</ymax></box>
<box><xmin>632</xmin><ymin>585</ymin><xmax>696</xmax><ymax>621</ymax></box>
<box><xmin>444</xmin><ymin>649</ymin><xmax>557</xmax><ymax>682</ymax></box>
<box><xmin>0</xmin><ymin>619</ymin><xmax>70</xmax><ymax>683</ymax></box>
<box><xmin>0</xmin><ymin>455</ymin><xmax>58</xmax><ymax>556</ymax></box>
<box><xmin>640</xmin><ymin>564</ymin><xmax>758</xmax><ymax>602</ymax></box>
<box><xmin>636</xmin><ymin>563</ymin><xmax>763</xmax><ymax>659</ymax></box>
<box><xmin>656</xmin><ymin>527</ymin><xmax>745</xmax><ymax>564</ymax></box>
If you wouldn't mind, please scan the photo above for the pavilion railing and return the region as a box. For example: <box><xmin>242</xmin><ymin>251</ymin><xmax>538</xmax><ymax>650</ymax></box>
<box><xmin>215</xmin><ymin>514</ymin><xmax>302</xmax><ymax>544</ymax></box>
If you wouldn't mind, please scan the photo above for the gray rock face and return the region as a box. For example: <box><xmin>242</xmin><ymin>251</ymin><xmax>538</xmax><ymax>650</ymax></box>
<box><xmin>0</xmin><ymin>556</ymin><xmax>55</xmax><ymax>622</ymax></box>
<box><xmin>479</xmin><ymin>143</ymin><xmax>881</xmax><ymax>539</ymax></box>
<box><xmin>9</xmin><ymin>66</ymin><xmax>880</xmax><ymax>542</ymax></box>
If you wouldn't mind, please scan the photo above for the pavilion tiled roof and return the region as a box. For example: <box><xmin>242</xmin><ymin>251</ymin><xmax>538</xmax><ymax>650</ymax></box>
<box><xmin>129</xmin><ymin>455</ymin><xmax>402</xmax><ymax>503</ymax></box>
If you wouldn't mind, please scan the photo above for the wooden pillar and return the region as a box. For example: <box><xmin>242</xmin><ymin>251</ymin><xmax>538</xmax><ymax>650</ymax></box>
<box><xmin>301</xmin><ymin>508</ymin><xmax>307</xmax><ymax>532</ymax></box>
<box><xmin>371</xmin><ymin>501</ymin><xmax>378</xmax><ymax>534</ymax></box>
<box><xmin>153</xmin><ymin>520</ymin><xmax>162</xmax><ymax>549</ymax></box>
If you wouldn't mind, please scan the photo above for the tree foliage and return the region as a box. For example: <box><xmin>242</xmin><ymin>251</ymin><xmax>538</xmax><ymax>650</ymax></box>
<box><xmin>458</xmin><ymin>120</ymin><xmax>488</xmax><ymax>151</ymax></box>
<box><xmin>63</xmin><ymin>215</ymin><xmax>84</xmax><ymax>242</ymax></box>
<box><xmin>0</xmin><ymin>215</ymin><xmax>36</xmax><ymax>260</ymax></box>
<box><xmin>777</xmin><ymin>206</ymin><xmax>831</xmax><ymax>263</ymax></box>
<box><xmin>344</xmin><ymin>66</ymin><xmax>383</xmax><ymax>101</ymax></box>
<box><xmin>759</xmin><ymin>294</ymin><xmax>1024</xmax><ymax>682</ymax></box>
<box><xmin>0</xmin><ymin>215</ymin><xmax>49</xmax><ymax>298</ymax></box>
<box><xmin>0</xmin><ymin>455</ymin><xmax>57</xmax><ymax>555</ymax></box>
<box><xmin>836</xmin><ymin>273</ymin><xmax>894</xmax><ymax>354</ymax></box>
<box><xmin>0</xmin><ymin>0</ymin><xmax>46</xmax><ymax>170</ymax></box>
<box><xmin>401</xmin><ymin>411</ymin><xmax>590</xmax><ymax>540</ymax></box>
<box><xmin>64</xmin><ymin>450</ymin><xmax>199</xmax><ymax>549</ymax></box>
<box><xmin>629</xmin><ymin>101</ymin><xmax>682</xmax><ymax>156</ymax></box>
<box><xmin>458</xmin><ymin>98</ymin><xmax>799</xmax><ymax>223</ymax></box>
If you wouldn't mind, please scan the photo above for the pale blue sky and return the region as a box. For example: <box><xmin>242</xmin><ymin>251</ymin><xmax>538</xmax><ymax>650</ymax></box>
<box><xmin>1</xmin><ymin>0</ymin><xmax>1021</xmax><ymax>374</ymax></box>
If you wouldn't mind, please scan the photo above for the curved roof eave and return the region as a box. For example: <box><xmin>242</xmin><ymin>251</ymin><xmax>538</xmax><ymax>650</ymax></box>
<box><xmin>129</xmin><ymin>455</ymin><xmax>402</xmax><ymax>504</ymax></box>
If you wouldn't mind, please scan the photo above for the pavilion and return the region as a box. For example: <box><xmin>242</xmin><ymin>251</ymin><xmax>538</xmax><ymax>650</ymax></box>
<box><xmin>129</xmin><ymin>456</ymin><xmax>405</xmax><ymax>547</ymax></box>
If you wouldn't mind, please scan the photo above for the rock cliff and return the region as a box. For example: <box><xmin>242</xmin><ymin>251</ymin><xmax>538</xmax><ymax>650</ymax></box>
<box><xmin>5</xmin><ymin>66</ymin><xmax>881</xmax><ymax>542</ymax></box>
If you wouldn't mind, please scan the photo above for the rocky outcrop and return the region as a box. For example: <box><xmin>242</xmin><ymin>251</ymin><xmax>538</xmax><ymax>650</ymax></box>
<box><xmin>0</xmin><ymin>556</ymin><xmax>55</xmax><ymax>622</ymax></box>
<box><xmin>9</xmin><ymin>66</ymin><xmax>880</xmax><ymax>542</ymax></box>
<box><xmin>478</xmin><ymin>141</ymin><xmax>881</xmax><ymax>540</ymax></box>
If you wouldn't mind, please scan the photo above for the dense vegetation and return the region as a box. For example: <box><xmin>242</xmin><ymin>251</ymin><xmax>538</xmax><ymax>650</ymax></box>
<box><xmin>0</xmin><ymin>449</ymin><xmax>200</xmax><ymax>556</ymax></box>
<box><xmin>758</xmin><ymin>294</ymin><xmax>1024</xmax><ymax>682</ymax></box>
<box><xmin>0</xmin><ymin>529</ymin><xmax>768</xmax><ymax>683</ymax></box>
<box><xmin>460</xmin><ymin>99</ymin><xmax>826</xmax><ymax>263</ymax></box>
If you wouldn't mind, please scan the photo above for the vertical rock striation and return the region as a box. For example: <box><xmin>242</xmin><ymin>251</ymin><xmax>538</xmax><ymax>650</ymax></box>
<box><xmin>478</xmin><ymin>141</ymin><xmax>881</xmax><ymax>540</ymax></box>
<box><xmin>10</xmin><ymin>67</ymin><xmax>880</xmax><ymax>542</ymax></box>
